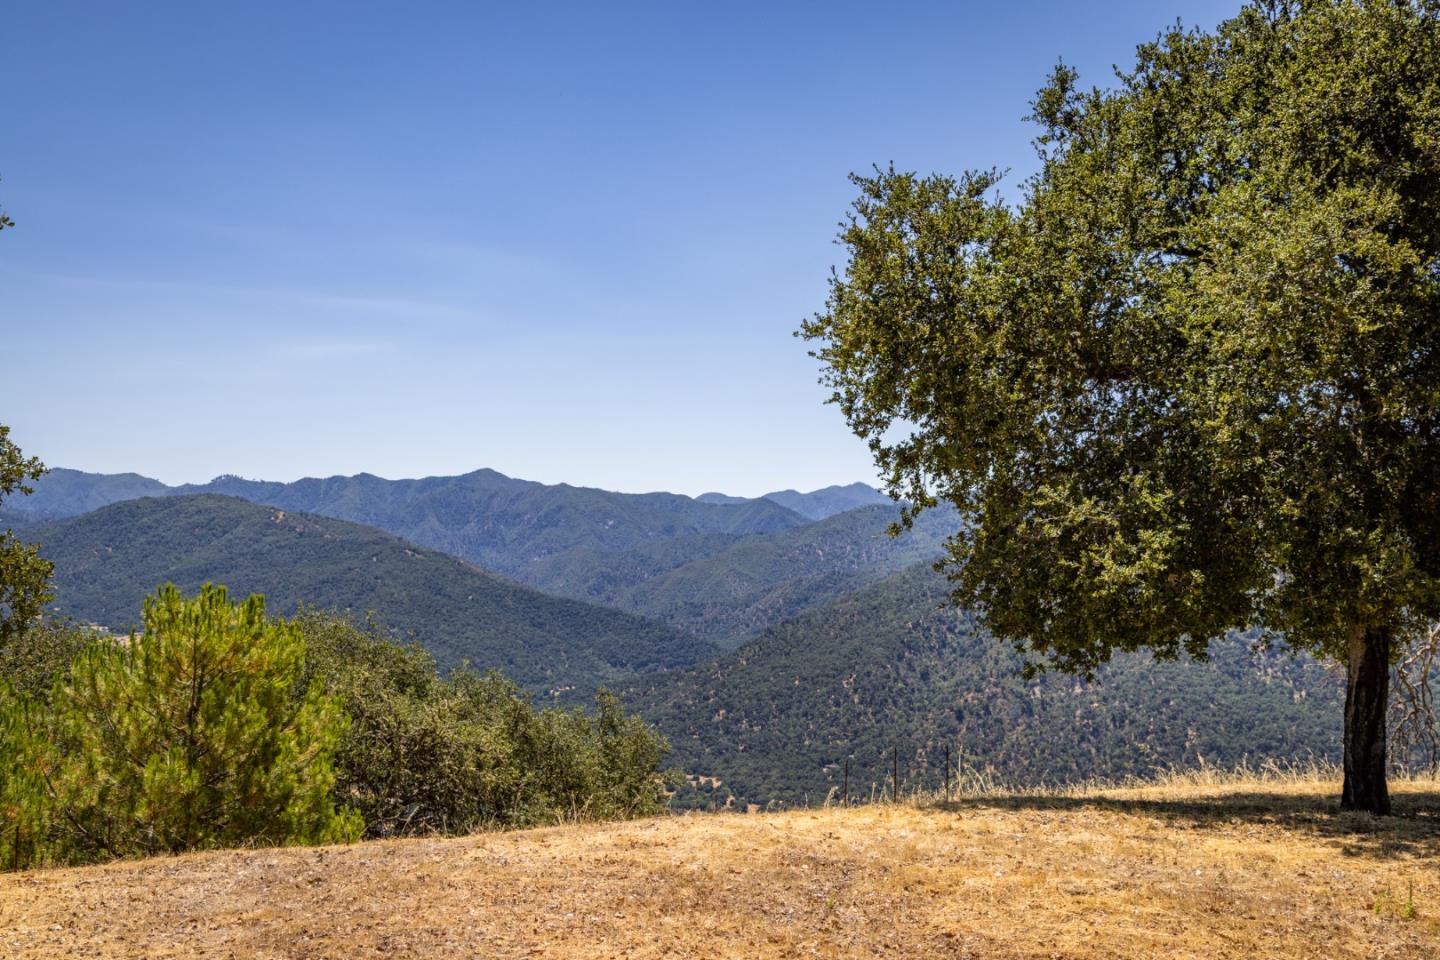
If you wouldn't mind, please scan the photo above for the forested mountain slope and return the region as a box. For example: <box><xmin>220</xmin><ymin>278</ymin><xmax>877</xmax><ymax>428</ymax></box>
<box><xmin>20</xmin><ymin>484</ymin><xmax>1349</xmax><ymax>810</ymax></box>
<box><xmin>30</xmin><ymin>494</ymin><xmax>714</xmax><ymax>691</ymax></box>
<box><xmin>632</xmin><ymin>564</ymin><xmax>1344</xmax><ymax>806</ymax></box>
<box><xmin>542</xmin><ymin>504</ymin><xmax>960</xmax><ymax>648</ymax></box>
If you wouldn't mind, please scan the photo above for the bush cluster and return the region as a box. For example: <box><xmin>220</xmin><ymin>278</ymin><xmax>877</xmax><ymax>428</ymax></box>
<box><xmin>0</xmin><ymin>585</ymin><xmax>670</xmax><ymax>871</ymax></box>
<box><xmin>296</xmin><ymin>609</ymin><xmax>671</xmax><ymax>835</ymax></box>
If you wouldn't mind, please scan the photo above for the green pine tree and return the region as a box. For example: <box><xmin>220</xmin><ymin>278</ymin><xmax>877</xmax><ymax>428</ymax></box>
<box><xmin>1</xmin><ymin>584</ymin><xmax>360</xmax><ymax>868</ymax></box>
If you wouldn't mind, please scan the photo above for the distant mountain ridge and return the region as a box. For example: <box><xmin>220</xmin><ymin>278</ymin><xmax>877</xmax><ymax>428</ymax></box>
<box><xmin>696</xmin><ymin>482</ymin><xmax>891</xmax><ymax>520</ymax></box>
<box><xmin>16</xmin><ymin>469</ymin><xmax>888</xmax><ymax>526</ymax></box>
<box><xmin>9</xmin><ymin>465</ymin><xmax>808</xmax><ymax>572</ymax></box>
<box><xmin>12</xmin><ymin>468</ymin><xmax>952</xmax><ymax>651</ymax></box>
<box><xmin>6</xmin><ymin>469</ymin><xmax>172</xmax><ymax>521</ymax></box>
<box><xmin>30</xmin><ymin>494</ymin><xmax>716</xmax><ymax>692</ymax></box>
<box><xmin>9</xmin><ymin>470</ymin><xmax>919</xmax><ymax>647</ymax></box>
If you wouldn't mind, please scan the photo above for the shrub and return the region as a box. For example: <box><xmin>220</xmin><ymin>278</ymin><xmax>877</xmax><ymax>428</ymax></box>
<box><xmin>0</xmin><ymin>585</ymin><xmax>360</xmax><ymax>868</ymax></box>
<box><xmin>295</xmin><ymin>610</ymin><xmax>671</xmax><ymax>834</ymax></box>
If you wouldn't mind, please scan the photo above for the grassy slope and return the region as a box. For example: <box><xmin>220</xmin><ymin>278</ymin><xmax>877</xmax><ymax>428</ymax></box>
<box><xmin>32</xmin><ymin>494</ymin><xmax>715</xmax><ymax>691</ymax></box>
<box><xmin>4</xmin><ymin>775</ymin><xmax>1437</xmax><ymax>959</ymax></box>
<box><xmin>633</xmin><ymin>563</ymin><xmax>1346</xmax><ymax>806</ymax></box>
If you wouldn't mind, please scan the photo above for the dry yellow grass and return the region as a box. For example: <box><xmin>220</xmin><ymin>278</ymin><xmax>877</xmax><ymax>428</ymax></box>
<box><xmin>2</xmin><ymin>774</ymin><xmax>1437</xmax><ymax>959</ymax></box>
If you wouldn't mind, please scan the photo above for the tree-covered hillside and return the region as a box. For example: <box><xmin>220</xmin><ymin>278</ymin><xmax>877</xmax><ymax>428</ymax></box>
<box><xmin>31</xmin><ymin>494</ymin><xmax>714</xmax><ymax>691</ymax></box>
<box><xmin>543</xmin><ymin>504</ymin><xmax>959</xmax><ymax>648</ymax></box>
<box><xmin>633</xmin><ymin>564</ymin><xmax>1344</xmax><ymax>807</ymax></box>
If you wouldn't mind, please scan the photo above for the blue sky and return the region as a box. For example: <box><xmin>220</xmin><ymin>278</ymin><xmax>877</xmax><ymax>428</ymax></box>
<box><xmin>2</xmin><ymin>0</ymin><xmax>1237</xmax><ymax>495</ymax></box>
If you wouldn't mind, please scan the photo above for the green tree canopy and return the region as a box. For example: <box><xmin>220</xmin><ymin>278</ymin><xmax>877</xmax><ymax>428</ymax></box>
<box><xmin>0</xmin><ymin>424</ymin><xmax>53</xmax><ymax>647</ymax></box>
<box><xmin>802</xmin><ymin>0</ymin><xmax>1440</xmax><ymax>814</ymax></box>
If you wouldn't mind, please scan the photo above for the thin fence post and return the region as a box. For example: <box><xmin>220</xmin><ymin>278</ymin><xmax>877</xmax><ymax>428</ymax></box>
<box><xmin>843</xmin><ymin>757</ymin><xmax>849</xmax><ymax>807</ymax></box>
<box><xmin>892</xmin><ymin>748</ymin><xmax>899</xmax><ymax>804</ymax></box>
<box><xmin>945</xmin><ymin>743</ymin><xmax>951</xmax><ymax>801</ymax></box>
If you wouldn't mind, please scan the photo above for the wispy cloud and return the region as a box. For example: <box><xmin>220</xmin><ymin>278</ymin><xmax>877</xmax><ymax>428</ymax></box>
<box><xmin>4</xmin><ymin>266</ymin><xmax>484</xmax><ymax>323</ymax></box>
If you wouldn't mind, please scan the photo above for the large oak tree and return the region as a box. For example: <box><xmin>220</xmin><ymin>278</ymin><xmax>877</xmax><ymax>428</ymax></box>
<box><xmin>802</xmin><ymin>0</ymin><xmax>1440</xmax><ymax>814</ymax></box>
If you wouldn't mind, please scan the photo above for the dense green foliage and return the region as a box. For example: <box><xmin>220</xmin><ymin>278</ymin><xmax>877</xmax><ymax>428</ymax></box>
<box><xmin>32</xmin><ymin>494</ymin><xmax>713</xmax><ymax>691</ymax></box>
<box><xmin>0</xmin><ymin>425</ymin><xmax>53</xmax><ymax>647</ymax></box>
<box><xmin>297</xmin><ymin>611</ymin><xmax>671</xmax><ymax>832</ymax></box>
<box><xmin>0</xmin><ymin>585</ymin><xmax>359</xmax><ymax>870</ymax></box>
<box><xmin>800</xmin><ymin>0</ymin><xmax>1440</xmax><ymax>813</ymax></box>
<box><xmin>0</xmin><ymin>618</ymin><xmax>96</xmax><ymax>703</ymax></box>
<box><xmin>636</xmin><ymin>564</ymin><xmax>1344</xmax><ymax>809</ymax></box>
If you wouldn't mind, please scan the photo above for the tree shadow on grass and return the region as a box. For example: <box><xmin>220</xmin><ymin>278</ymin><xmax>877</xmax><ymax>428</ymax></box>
<box><xmin>931</xmin><ymin>788</ymin><xmax>1440</xmax><ymax>860</ymax></box>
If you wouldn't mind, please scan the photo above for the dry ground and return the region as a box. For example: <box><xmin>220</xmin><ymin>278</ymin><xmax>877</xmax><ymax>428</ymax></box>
<box><xmin>2</xmin><ymin>777</ymin><xmax>1438</xmax><ymax>959</ymax></box>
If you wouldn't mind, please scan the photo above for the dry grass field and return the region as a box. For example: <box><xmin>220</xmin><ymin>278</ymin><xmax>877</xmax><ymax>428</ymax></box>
<box><xmin>2</xmin><ymin>773</ymin><xmax>1438</xmax><ymax>959</ymax></box>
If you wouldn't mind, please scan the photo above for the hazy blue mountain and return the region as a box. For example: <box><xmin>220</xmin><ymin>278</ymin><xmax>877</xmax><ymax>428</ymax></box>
<box><xmin>0</xmin><ymin>508</ymin><xmax>33</xmax><ymax>533</ymax></box>
<box><xmin>632</xmin><ymin>563</ymin><xmax>1344</xmax><ymax>807</ymax></box>
<box><xmin>695</xmin><ymin>492</ymin><xmax>750</xmax><ymax>505</ymax></box>
<box><xmin>760</xmin><ymin>483</ymin><xmax>892</xmax><ymax>520</ymax></box>
<box><xmin>696</xmin><ymin>483</ymin><xmax>892</xmax><ymax>520</ymax></box>
<box><xmin>30</xmin><ymin>494</ymin><xmax>716</xmax><ymax>692</ymax></box>
<box><xmin>4</xmin><ymin>468</ymin><xmax>172</xmax><ymax>521</ymax></box>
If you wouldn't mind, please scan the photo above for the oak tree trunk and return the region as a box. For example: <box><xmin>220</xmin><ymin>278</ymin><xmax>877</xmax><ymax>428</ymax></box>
<box><xmin>1341</xmin><ymin>624</ymin><xmax>1391</xmax><ymax>815</ymax></box>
